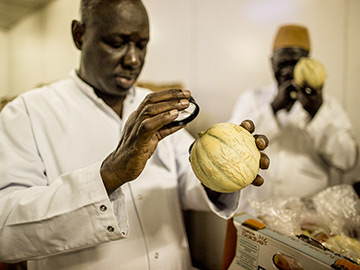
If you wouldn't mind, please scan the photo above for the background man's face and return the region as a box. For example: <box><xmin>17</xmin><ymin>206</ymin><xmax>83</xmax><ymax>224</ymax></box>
<box><xmin>271</xmin><ymin>47</ymin><xmax>309</xmax><ymax>87</ymax></box>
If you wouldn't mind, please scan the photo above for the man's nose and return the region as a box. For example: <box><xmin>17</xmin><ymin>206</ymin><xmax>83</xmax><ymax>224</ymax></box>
<box><xmin>123</xmin><ymin>43</ymin><xmax>139</xmax><ymax>67</ymax></box>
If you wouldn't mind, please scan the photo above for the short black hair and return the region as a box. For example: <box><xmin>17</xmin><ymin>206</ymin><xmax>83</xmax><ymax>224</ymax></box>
<box><xmin>80</xmin><ymin>0</ymin><xmax>101</xmax><ymax>25</ymax></box>
<box><xmin>80</xmin><ymin>0</ymin><xmax>148</xmax><ymax>29</ymax></box>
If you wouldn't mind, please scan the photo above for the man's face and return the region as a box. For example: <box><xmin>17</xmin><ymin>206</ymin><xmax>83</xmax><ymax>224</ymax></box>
<box><xmin>271</xmin><ymin>47</ymin><xmax>309</xmax><ymax>86</ymax></box>
<box><xmin>78</xmin><ymin>0</ymin><xmax>149</xmax><ymax>97</ymax></box>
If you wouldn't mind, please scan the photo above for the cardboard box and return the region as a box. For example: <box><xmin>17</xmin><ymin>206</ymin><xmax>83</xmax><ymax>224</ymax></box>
<box><xmin>228</xmin><ymin>213</ymin><xmax>360</xmax><ymax>270</ymax></box>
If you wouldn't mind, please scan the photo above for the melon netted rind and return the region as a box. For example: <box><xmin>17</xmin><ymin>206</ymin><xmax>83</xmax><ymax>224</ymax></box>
<box><xmin>294</xmin><ymin>57</ymin><xmax>327</xmax><ymax>89</ymax></box>
<box><xmin>190</xmin><ymin>122</ymin><xmax>260</xmax><ymax>193</ymax></box>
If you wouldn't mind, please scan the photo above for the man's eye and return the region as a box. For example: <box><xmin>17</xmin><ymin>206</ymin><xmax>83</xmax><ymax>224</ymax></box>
<box><xmin>137</xmin><ymin>41</ymin><xmax>148</xmax><ymax>49</ymax></box>
<box><xmin>277</xmin><ymin>62</ymin><xmax>292</xmax><ymax>70</ymax></box>
<box><xmin>110</xmin><ymin>43</ymin><xmax>123</xmax><ymax>49</ymax></box>
<box><xmin>106</xmin><ymin>40</ymin><xmax>124</xmax><ymax>49</ymax></box>
<box><xmin>274</xmin><ymin>63</ymin><xmax>284</xmax><ymax>71</ymax></box>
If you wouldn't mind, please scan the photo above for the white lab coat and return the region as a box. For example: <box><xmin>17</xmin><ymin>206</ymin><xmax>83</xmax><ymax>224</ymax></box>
<box><xmin>0</xmin><ymin>71</ymin><xmax>241</xmax><ymax>270</ymax></box>
<box><xmin>229</xmin><ymin>83</ymin><xmax>358</xmax><ymax>215</ymax></box>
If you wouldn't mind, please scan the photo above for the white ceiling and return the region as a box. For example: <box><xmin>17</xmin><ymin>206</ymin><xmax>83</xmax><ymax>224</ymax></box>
<box><xmin>0</xmin><ymin>0</ymin><xmax>54</xmax><ymax>30</ymax></box>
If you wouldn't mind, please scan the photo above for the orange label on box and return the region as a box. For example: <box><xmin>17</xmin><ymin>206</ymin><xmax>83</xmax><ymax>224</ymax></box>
<box><xmin>242</xmin><ymin>218</ymin><xmax>266</xmax><ymax>231</ymax></box>
<box><xmin>332</xmin><ymin>259</ymin><xmax>360</xmax><ymax>270</ymax></box>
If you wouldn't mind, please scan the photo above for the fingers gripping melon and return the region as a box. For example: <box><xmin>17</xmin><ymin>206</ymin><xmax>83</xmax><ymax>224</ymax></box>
<box><xmin>190</xmin><ymin>123</ymin><xmax>260</xmax><ymax>193</ymax></box>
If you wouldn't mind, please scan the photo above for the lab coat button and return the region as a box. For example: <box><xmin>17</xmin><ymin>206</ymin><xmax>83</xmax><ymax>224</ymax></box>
<box><xmin>138</xmin><ymin>194</ymin><xmax>143</xmax><ymax>200</ymax></box>
<box><xmin>154</xmin><ymin>252</ymin><xmax>159</xmax><ymax>259</ymax></box>
<box><xmin>107</xmin><ymin>226</ymin><xmax>114</xmax><ymax>233</ymax></box>
<box><xmin>100</xmin><ymin>205</ymin><xmax>107</xmax><ymax>212</ymax></box>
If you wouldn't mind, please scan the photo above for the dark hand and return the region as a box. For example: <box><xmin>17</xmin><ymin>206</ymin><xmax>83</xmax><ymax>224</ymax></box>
<box><xmin>240</xmin><ymin>120</ymin><xmax>270</xmax><ymax>187</ymax></box>
<box><xmin>101</xmin><ymin>89</ymin><xmax>191</xmax><ymax>194</ymax></box>
<box><xmin>296</xmin><ymin>85</ymin><xmax>323</xmax><ymax>118</ymax></box>
<box><xmin>271</xmin><ymin>80</ymin><xmax>297</xmax><ymax>114</ymax></box>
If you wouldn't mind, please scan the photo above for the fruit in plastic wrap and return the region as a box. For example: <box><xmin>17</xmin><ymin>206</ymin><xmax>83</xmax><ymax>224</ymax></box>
<box><xmin>273</xmin><ymin>253</ymin><xmax>304</xmax><ymax>270</ymax></box>
<box><xmin>323</xmin><ymin>235</ymin><xmax>360</xmax><ymax>264</ymax></box>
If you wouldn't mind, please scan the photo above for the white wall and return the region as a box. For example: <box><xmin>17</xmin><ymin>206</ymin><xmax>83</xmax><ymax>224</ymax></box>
<box><xmin>0</xmin><ymin>30</ymin><xmax>9</xmax><ymax>96</ymax></box>
<box><xmin>141</xmin><ymin>0</ymin><xmax>360</xmax><ymax>141</ymax></box>
<box><xmin>345</xmin><ymin>0</ymin><xmax>360</xmax><ymax>150</ymax></box>
<box><xmin>3</xmin><ymin>0</ymin><xmax>360</xmax><ymax>139</ymax></box>
<box><xmin>6</xmin><ymin>0</ymin><xmax>80</xmax><ymax>96</ymax></box>
<box><xmin>1</xmin><ymin>0</ymin><xmax>360</xmax><ymax>269</ymax></box>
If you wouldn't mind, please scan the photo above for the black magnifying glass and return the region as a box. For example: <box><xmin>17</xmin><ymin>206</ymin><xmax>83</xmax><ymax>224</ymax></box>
<box><xmin>171</xmin><ymin>96</ymin><xmax>200</xmax><ymax>126</ymax></box>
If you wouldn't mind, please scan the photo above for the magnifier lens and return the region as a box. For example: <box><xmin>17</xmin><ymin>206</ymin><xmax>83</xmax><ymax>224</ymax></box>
<box><xmin>174</xmin><ymin>102</ymin><xmax>197</xmax><ymax>121</ymax></box>
<box><xmin>172</xmin><ymin>96</ymin><xmax>200</xmax><ymax>126</ymax></box>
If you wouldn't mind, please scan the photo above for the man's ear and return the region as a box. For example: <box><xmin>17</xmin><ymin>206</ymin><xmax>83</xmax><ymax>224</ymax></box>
<box><xmin>71</xmin><ymin>20</ymin><xmax>85</xmax><ymax>50</ymax></box>
<box><xmin>270</xmin><ymin>55</ymin><xmax>276</xmax><ymax>72</ymax></box>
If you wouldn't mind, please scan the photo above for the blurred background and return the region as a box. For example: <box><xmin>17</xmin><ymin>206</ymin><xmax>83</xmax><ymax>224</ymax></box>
<box><xmin>0</xmin><ymin>0</ymin><xmax>359</xmax><ymax>269</ymax></box>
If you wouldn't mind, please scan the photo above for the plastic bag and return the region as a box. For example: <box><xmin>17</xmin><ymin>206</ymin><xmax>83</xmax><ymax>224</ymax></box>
<box><xmin>249</xmin><ymin>184</ymin><xmax>360</xmax><ymax>264</ymax></box>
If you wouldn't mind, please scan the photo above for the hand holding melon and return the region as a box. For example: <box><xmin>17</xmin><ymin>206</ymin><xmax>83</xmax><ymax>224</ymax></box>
<box><xmin>293</xmin><ymin>57</ymin><xmax>325</xmax><ymax>117</ymax></box>
<box><xmin>189</xmin><ymin>121</ymin><xmax>269</xmax><ymax>193</ymax></box>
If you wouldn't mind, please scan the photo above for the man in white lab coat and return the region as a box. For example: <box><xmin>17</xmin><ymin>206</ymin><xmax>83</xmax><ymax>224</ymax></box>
<box><xmin>0</xmin><ymin>0</ymin><xmax>269</xmax><ymax>269</ymax></box>
<box><xmin>229</xmin><ymin>24</ymin><xmax>358</xmax><ymax>215</ymax></box>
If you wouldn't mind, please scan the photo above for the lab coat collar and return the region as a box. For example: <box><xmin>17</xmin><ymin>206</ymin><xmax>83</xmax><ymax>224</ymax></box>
<box><xmin>69</xmin><ymin>70</ymin><xmax>137</xmax><ymax>121</ymax></box>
